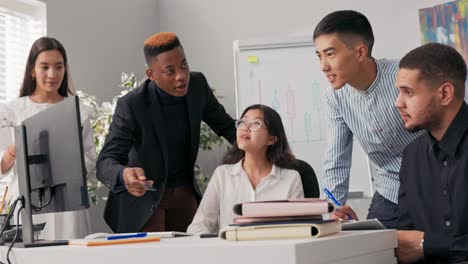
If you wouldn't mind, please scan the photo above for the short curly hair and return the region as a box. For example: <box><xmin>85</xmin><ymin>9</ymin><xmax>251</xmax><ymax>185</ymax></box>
<box><xmin>400</xmin><ymin>43</ymin><xmax>467</xmax><ymax>100</ymax></box>
<box><xmin>143</xmin><ymin>32</ymin><xmax>182</xmax><ymax>64</ymax></box>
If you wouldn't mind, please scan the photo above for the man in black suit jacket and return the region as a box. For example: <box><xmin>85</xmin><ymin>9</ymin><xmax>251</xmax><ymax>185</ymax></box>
<box><xmin>96</xmin><ymin>32</ymin><xmax>235</xmax><ymax>233</ymax></box>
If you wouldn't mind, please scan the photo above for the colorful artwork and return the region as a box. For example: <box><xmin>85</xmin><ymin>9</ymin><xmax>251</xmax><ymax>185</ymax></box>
<box><xmin>419</xmin><ymin>0</ymin><xmax>468</xmax><ymax>61</ymax></box>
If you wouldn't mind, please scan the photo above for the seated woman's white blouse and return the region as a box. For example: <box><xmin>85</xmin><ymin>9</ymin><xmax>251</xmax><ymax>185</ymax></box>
<box><xmin>187</xmin><ymin>160</ymin><xmax>304</xmax><ymax>235</ymax></box>
<box><xmin>0</xmin><ymin>96</ymin><xmax>95</xmax><ymax>240</ymax></box>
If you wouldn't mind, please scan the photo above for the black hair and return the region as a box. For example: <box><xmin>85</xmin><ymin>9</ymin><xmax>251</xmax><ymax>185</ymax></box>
<box><xmin>313</xmin><ymin>10</ymin><xmax>374</xmax><ymax>56</ymax></box>
<box><xmin>400</xmin><ymin>42</ymin><xmax>467</xmax><ymax>99</ymax></box>
<box><xmin>223</xmin><ymin>104</ymin><xmax>296</xmax><ymax>169</ymax></box>
<box><xmin>20</xmin><ymin>37</ymin><xmax>71</xmax><ymax>97</ymax></box>
<box><xmin>143</xmin><ymin>32</ymin><xmax>182</xmax><ymax>64</ymax></box>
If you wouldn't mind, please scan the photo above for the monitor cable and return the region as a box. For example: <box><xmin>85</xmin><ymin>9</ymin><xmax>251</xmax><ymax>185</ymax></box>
<box><xmin>31</xmin><ymin>187</ymin><xmax>53</xmax><ymax>212</ymax></box>
<box><xmin>6</xmin><ymin>203</ymin><xmax>23</xmax><ymax>264</ymax></box>
<box><xmin>0</xmin><ymin>197</ymin><xmax>22</xmax><ymax>264</ymax></box>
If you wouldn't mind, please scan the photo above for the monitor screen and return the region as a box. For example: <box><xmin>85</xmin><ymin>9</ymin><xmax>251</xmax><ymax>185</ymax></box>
<box><xmin>16</xmin><ymin>96</ymin><xmax>89</xmax><ymax>215</ymax></box>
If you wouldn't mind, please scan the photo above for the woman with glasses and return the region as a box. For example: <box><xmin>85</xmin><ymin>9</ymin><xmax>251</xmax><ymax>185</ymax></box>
<box><xmin>187</xmin><ymin>104</ymin><xmax>304</xmax><ymax>235</ymax></box>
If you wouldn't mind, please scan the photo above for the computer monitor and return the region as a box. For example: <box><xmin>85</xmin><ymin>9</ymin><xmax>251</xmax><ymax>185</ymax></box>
<box><xmin>14</xmin><ymin>96</ymin><xmax>89</xmax><ymax>247</ymax></box>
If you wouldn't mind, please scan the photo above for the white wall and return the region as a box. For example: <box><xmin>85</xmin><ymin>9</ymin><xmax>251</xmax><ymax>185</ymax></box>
<box><xmin>158</xmin><ymin>0</ymin><xmax>451</xmax><ymax>219</ymax></box>
<box><xmin>39</xmin><ymin>0</ymin><xmax>159</xmax><ymax>103</ymax></box>
<box><xmin>158</xmin><ymin>0</ymin><xmax>450</xmax><ymax>116</ymax></box>
<box><xmin>34</xmin><ymin>0</ymin><xmax>454</xmax><ymax>229</ymax></box>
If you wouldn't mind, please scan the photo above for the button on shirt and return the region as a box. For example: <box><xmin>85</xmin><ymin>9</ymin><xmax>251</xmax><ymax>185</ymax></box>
<box><xmin>322</xmin><ymin>59</ymin><xmax>422</xmax><ymax>204</ymax></box>
<box><xmin>398</xmin><ymin>103</ymin><xmax>468</xmax><ymax>263</ymax></box>
<box><xmin>187</xmin><ymin>161</ymin><xmax>304</xmax><ymax>234</ymax></box>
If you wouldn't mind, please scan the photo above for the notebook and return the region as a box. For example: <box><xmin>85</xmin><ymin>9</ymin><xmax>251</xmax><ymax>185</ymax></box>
<box><xmin>147</xmin><ymin>231</ymin><xmax>191</xmax><ymax>237</ymax></box>
<box><xmin>233</xmin><ymin>215</ymin><xmax>322</xmax><ymax>224</ymax></box>
<box><xmin>231</xmin><ymin>219</ymin><xmax>336</xmax><ymax>227</ymax></box>
<box><xmin>85</xmin><ymin>231</ymin><xmax>191</xmax><ymax>240</ymax></box>
<box><xmin>341</xmin><ymin>218</ymin><xmax>386</xmax><ymax>231</ymax></box>
<box><xmin>69</xmin><ymin>236</ymin><xmax>161</xmax><ymax>246</ymax></box>
<box><xmin>233</xmin><ymin>198</ymin><xmax>333</xmax><ymax>217</ymax></box>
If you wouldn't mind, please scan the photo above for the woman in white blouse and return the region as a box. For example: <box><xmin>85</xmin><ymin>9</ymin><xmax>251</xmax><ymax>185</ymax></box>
<box><xmin>187</xmin><ymin>104</ymin><xmax>304</xmax><ymax>235</ymax></box>
<box><xmin>0</xmin><ymin>37</ymin><xmax>95</xmax><ymax>240</ymax></box>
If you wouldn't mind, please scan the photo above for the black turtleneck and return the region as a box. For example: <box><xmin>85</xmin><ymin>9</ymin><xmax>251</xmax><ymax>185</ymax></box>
<box><xmin>155</xmin><ymin>84</ymin><xmax>191</xmax><ymax>188</ymax></box>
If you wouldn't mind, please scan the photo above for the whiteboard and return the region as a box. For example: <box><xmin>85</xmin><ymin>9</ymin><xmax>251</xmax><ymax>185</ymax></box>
<box><xmin>233</xmin><ymin>37</ymin><xmax>374</xmax><ymax>198</ymax></box>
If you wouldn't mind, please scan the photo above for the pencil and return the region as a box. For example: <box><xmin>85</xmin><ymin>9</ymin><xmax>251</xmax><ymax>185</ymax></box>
<box><xmin>0</xmin><ymin>186</ymin><xmax>8</xmax><ymax>214</ymax></box>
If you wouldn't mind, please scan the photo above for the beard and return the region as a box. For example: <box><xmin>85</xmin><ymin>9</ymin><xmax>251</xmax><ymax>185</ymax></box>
<box><xmin>405</xmin><ymin>101</ymin><xmax>442</xmax><ymax>133</ymax></box>
<box><xmin>405</xmin><ymin>115</ymin><xmax>440</xmax><ymax>133</ymax></box>
<box><xmin>406</xmin><ymin>126</ymin><xmax>423</xmax><ymax>133</ymax></box>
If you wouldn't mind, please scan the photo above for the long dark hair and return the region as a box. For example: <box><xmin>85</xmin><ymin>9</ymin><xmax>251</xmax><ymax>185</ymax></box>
<box><xmin>20</xmin><ymin>37</ymin><xmax>72</xmax><ymax>97</ymax></box>
<box><xmin>223</xmin><ymin>104</ymin><xmax>296</xmax><ymax>169</ymax></box>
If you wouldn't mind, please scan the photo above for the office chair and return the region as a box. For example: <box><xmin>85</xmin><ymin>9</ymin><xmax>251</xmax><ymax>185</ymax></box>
<box><xmin>294</xmin><ymin>159</ymin><xmax>320</xmax><ymax>198</ymax></box>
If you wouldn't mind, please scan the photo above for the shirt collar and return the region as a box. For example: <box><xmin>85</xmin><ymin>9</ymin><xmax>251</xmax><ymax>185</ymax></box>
<box><xmin>230</xmin><ymin>159</ymin><xmax>280</xmax><ymax>179</ymax></box>
<box><xmin>426</xmin><ymin>132</ymin><xmax>438</xmax><ymax>154</ymax></box>
<box><xmin>354</xmin><ymin>58</ymin><xmax>380</xmax><ymax>95</ymax></box>
<box><xmin>430</xmin><ymin>102</ymin><xmax>468</xmax><ymax>157</ymax></box>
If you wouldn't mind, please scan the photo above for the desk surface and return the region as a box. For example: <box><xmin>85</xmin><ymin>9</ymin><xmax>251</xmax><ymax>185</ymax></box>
<box><xmin>0</xmin><ymin>230</ymin><xmax>397</xmax><ymax>264</ymax></box>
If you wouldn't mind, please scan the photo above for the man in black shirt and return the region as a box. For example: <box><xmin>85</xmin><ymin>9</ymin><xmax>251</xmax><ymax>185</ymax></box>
<box><xmin>96</xmin><ymin>32</ymin><xmax>236</xmax><ymax>233</ymax></box>
<box><xmin>394</xmin><ymin>43</ymin><xmax>468</xmax><ymax>263</ymax></box>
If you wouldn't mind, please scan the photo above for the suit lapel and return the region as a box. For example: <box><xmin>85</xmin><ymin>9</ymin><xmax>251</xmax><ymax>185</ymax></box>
<box><xmin>185</xmin><ymin>79</ymin><xmax>200</xmax><ymax>160</ymax></box>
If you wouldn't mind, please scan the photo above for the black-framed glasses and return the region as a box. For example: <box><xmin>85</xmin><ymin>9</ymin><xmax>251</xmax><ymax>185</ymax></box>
<box><xmin>235</xmin><ymin>119</ymin><xmax>264</xmax><ymax>131</ymax></box>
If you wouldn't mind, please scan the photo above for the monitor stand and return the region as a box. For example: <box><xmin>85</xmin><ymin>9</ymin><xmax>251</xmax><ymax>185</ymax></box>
<box><xmin>14</xmin><ymin>129</ymin><xmax>68</xmax><ymax>248</ymax></box>
<box><xmin>11</xmin><ymin>240</ymin><xmax>68</xmax><ymax>248</ymax></box>
<box><xmin>3</xmin><ymin>222</ymin><xmax>67</xmax><ymax>248</ymax></box>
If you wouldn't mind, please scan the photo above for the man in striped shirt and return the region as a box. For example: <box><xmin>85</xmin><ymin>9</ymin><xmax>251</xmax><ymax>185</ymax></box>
<box><xmin>313</xmin><ymin>10</ymin><xmax>421</xmax><ymax>228</ymax></box>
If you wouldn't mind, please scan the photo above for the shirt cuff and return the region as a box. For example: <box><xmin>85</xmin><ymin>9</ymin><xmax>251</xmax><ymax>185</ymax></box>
<box><xmin>114</xmin><ymin>168</ymin><xmax>126</xmax><ymax>193</ymax></box>
<box><xmin>423</xmin><ymin>232</ymin><xmax>451</xmax><ymax>259</ymax></box>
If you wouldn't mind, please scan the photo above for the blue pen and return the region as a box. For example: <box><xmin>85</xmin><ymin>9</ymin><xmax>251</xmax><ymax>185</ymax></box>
<box><xmin>324</xmin><ymin>188</ymin><xmax>342</xmax><ymax>206</ymax></box>
<box><xmin>323</xmin><ymin>188</ymin><xmax>353</xmax><ymax>220</ymax></box>
<box><xmin>107</xmin><ymin>232</ymin><xmax>147</xmax><ymax>240</ymax></box>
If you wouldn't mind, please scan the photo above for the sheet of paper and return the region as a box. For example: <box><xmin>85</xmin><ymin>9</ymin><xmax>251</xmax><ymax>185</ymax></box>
<box><xmin>341</xmin><ymin>218</ymin><xmax>386</xmax><ymax>231</ymax></box>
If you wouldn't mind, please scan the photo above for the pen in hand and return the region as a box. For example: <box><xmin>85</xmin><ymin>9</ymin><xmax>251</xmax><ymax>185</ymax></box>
<box><xmin>323</xmin><ymin>188</ymin><xmax>353</xmax><ymax>221</ymax></box>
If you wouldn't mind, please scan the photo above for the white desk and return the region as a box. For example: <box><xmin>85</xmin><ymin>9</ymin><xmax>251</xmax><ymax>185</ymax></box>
<box><xmin>0</xmin><ymin>230</ymin><xmax>397</xmax><ymax>264</ymax></box>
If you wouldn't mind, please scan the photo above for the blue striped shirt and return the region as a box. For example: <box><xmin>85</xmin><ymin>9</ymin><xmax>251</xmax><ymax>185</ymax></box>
<box><xmin>322</xmin><ymin>58</ymin><xmax>422</xmax><ymax>204</ymax></box>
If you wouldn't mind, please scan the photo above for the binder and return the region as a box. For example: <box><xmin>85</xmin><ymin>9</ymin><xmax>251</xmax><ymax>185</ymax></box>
<box><xmin>220</xmin><ymin>221</ymin><xmax>341</xmax><ymax>241</ymax></box>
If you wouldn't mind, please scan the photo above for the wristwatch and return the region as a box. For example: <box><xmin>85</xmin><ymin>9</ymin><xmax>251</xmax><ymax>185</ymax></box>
<box><xmin>420</xmin><ymin>239</ymin><xmax>424</xmax><ymax>249</ymax></box>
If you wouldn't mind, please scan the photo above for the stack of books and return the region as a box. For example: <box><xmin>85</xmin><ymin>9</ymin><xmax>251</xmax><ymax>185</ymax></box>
<box><xmin>220</xmin><ymin>198</ymin><xmax>341</xmax><ymax>241</ymax></box>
